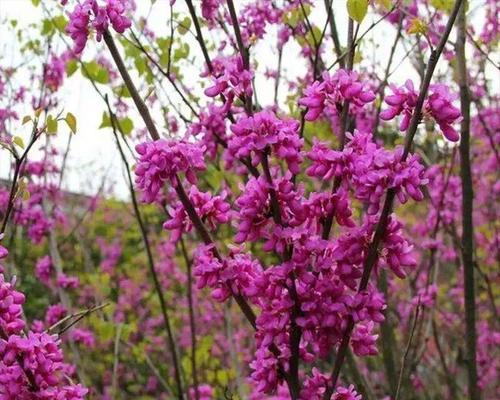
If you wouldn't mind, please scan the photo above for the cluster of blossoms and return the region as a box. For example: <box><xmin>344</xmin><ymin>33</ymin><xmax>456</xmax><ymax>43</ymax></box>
<box><xmin>237</xmin><ymin>1</ymin><xmax>283</xmax><ymax>44</ymax></box>
<box><xmin>66</xmin><ymin>0</ymin><xmax>132</xmax><ymax>54</ymax></box>
<box><xmin>134</xmin><ymin>139</ymin><xmax>206</xmax><ymax>203</ymax></box>
<box><xmin>299</xmin><ymin>70</ymin><xmax>376</xmax><ymax>121</ymax></box>
<box><xmin>380</xmin><ymin>80</ymin><xmax>461</xmax><ymax>141</ymax></box>
<box><xmin>163</xmin><ymin>187</ymin><xmax>230</xmax><ymax>241</ymax></box>
<box><xmin>203</xmin><ymin>55</ymin><xmax>253</xmax><ymax>108</ymax></box>
<box><xmin>0</xmin><ymin>245</ymin><xmax>87</xmax><ymax>399</ymax></box>
<box><xmin>188</xmin><ymin>103</ymin><xmax>228</xmax><ymax>159</ymax></box>
<box><xmin>44</xmin><ymin>51</ymin><xmax>73</xmax><ymax>92</ymax></box>
<box><xmin>307</xmin><ymin>130</ymin><xmax>427</xmax><ymax>214</ymax></box>
<box><xmin>228</xmin><ymin>111</ymin><xmax>303</xmax><ymax>173</ymax></box>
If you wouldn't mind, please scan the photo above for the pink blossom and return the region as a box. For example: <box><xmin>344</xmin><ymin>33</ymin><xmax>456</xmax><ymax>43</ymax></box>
<box><xmin>35</xmin><ymin>256</ymin><xmax>53</xmax><ymax>285</ymax></box>
<box><xmin>134</xmin><ymin>139</ymin><xmax>206</xmax><ymax>203</ymax></box>
<box><xmin>299</xmin><ymin>70</ymin><xmax>375</xmax><ymax>121</ymax></box>
<box><xmin>229</xmin><ymin>111</ymin><xmax>303</xmax><ymax>173</ymax></box>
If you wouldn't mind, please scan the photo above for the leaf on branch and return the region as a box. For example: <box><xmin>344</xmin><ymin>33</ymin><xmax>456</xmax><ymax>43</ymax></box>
<box><xmin>65</xmin><ymin>112</ymin><xmax>77</xmax><ymax>134</ymax></box>
<box><xmin>347</xmin><ymin>0</ymin><xmax>369</xmax><ymax>23</ymax></box>
<box><xmin>13</xmin><ymin>136</ymin><xmax>25</xmax><ymax>149</ymax></box>
<box><xmin>47</xmin><ymin>115</ymin><xmax>58</xmax><ymax>134</ymax></box>
<box><xmin>177</xmin><ymin>16</ymin><xmax>191</xmax><ymax>35</ymax></box>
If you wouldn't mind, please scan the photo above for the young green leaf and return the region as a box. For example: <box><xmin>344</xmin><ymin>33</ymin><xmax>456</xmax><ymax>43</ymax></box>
<box><xmin>65</xmin><ymin>112</ymin><xmax>77</xmax><ymax>134</ymax></box>
<box><xmin>13</xmin><ymin>136</ymin><xmax>25</xmax><ymax>149</ymax></box>
<box><xmin>347</xmin><ymin>0</ymin><xmax>368</xmax><ymax>23</ymax></box>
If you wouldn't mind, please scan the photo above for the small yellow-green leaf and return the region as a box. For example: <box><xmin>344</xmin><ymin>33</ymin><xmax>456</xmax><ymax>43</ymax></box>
<box><xmin>408</xmin><ymin>18</ymin><xmax>428</xmax><ymax>35</ymax></box>
<box><xmin>99</xmin><ymin>112</ymin><xmax>111</xmax><ymax>129</ymax></box>
<box><xmin>177</xmin><ymin>16</ymin><xmax>191</xmax><ymax>35</ymax></box>
<box><xmin>22</xmin><ymin>189</ymin><xmax>30</xmax><ymax>201</ymax></box>
<box><xmin>65</xmin><ymin>112</ymin><xmax>77</xmax><ymax>134</ymax></box>
<box><xmin>431</xmin><ymin>0</ymin><xmax>454</xmax><ymax>12</ymax></box>
<box><xmin>347</xmin><ymin>0</ymin><xmax>368</xmax><ymax>23</ymax></box>
<box><xmin>13</xmin><ymin>136</ymin><xmax>25</xmax><ymax>149</ymax></box>
<box><xmin>47</xmin><ymin>115</ymin><xmax>58</xmax><ymax>134</ymax></box>
<box><xmin>22</xmin><ymin>115</ymin><xmax>32</xmax><ymax>125</ymax></box>
<box><xmin>66</xmin><ymin>59</ymin><xmax>78</xmax><ymax>76</ymax></box>
<box><xmin>119</xmin><ymin>117</ymin><xmax>134</xmax><ymax>135</ymax></box>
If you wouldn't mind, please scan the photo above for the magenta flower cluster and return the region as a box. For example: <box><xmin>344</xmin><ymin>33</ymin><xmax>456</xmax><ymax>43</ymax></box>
<box><xmin>380</xmin><ymin>79</ymin><xmax>461</xmax><ymax>141</ymax></box>
<box><xmin>228</xmin><ymin>111</ymin><xmax>304</xmax><ymax>173</ymax></box>
<box><xmin>299</xmin><ymin>70</ymin><xmax>376</xmax><ymax>121</ymax></box>
<box><xmin>307</xmin><ymin>130</ymin><xmax>428</xmax><ymax>214</ymax></box>
<box><xmin>66</xmin><ymin>0</ymin><xmax>131</xmax><ymax>54</ymax></box>
<box><xmin>134</xmin><ymin>139</ymin><xmax>206</xmax><ymax>203</ymax></box>
<box><xmin>0</xmin><ymin>246</ymin><xmax>87</xmax><ymax>399</ymax></box>
<box><xmin>203</xmin><ymin>55</ymin><xmax>253</xmax><ymax>108</ymax></box>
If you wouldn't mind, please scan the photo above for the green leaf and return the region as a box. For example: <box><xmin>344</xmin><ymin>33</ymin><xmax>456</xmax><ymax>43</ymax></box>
<box><xmin>173</xmin><ymin>43</ymin><xmax>190</xmax><ymax>60</ymax></box>
<box><xmin>82</xmin><ymin>61</ymin><xmax>109</xmax><ymax>84</ymax></box>
<box><xmin>113</xmin><ymin>84</ymin><xmax>131</xmax><ymax>98</ymax></box>
<box><xmin>177</xmin><ymin>16</ymin><xmax>191</xmax><ymax>35</ymax></box>
<box><xmin>118</xmin><ymin>117</ymin><xmax>134</xmax><ymax>135</ymax></box>
<box><xmin>430</xmin><ymin>0</ymin><xmax>454</xmax><ymax>12</ymax></box>
<box><xmin>41</xmin><ymin>19</ymin><xmax>54</xmax><ymax>35</ymax></box>
<box><xmin>65</xmin><ymin>112</ymin><xmax>77</xmax><ymax>134</ymax></box>
<box><xmin>52</xmin><ymin>15</ymin><xmax>67</xmax><ymax>32</ymax></box>
<box><xmin>22</xmin><ymin>115</ymin><xmax>32</xmax><ymax>125</ymax></box>
<box><xmin>347</xmin><ymin>0</ymin><xmax>368</xmax><ymax>23</ymax></box>
<box><xmin>13</xmin><ymin>136</ymin><xmax>25</xmax><ymax>149</ymax></box>
<box><xmin>31</xmin><ymin>0</ymin><xmax>40</xmax><ymax>6</ymax></box>
<box><xmin>66</xmin><ymin>59</ymin><xmax>78</xmax><ymax>77</ymax></box>
<box><xmin>47</xmin><ymin>115</ymin><xmax>58</xmax><ymax>134</ymax></box>
<box><xmin>99</xmin><ymin>112</ymin><xmax>111</xmax><ymax>129</ymax></box>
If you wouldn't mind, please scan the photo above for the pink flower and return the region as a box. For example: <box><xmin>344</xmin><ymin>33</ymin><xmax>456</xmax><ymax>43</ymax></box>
<box><xmin>229</xmin><ymin>111</ymin><xmax>303</xmax><ymax>173</ymax></box>
<box><xmin>380</xmin><ymin>80</ymin><xmax>461</xmax><ymax>141</ymax></box>
<box><xmin>163</xmin><ymin>187</ymin><xmax>230</xmax><ymax>241</ymax></box>
<box><xmin>0</xmin><ymin>274</ymin><xmax>25</xmax><ymax>335</ymax></box>
<box><xmin>333</xmin><ymin>384</ymin><xmax>362</xmax><ymax>400</ymax></box>
<box><xmin>35</xmin><ymin>256</ymin><xmax>53</xmax><ymax>286</ymax></box>
<box><xmin>56</xmin><ymin>273</ymin><xmax>80</xmax><ymax>289</ymax></box>
<box><xmin>45</xmin><ymin>304</ymin><xmax>67</xmax><ymax>327</ymax></box>
<box><xmin>380</xmin><ymin>79</ymin><xmax>418</xmax><ymax>131</ymax></box>
<box><xmin>71</xmin><ymin>328</ymin><xmax>95</xmax><ymax>348</ymax></box>
<box><xmin>134</xmin><ymin>139</ymin><xmax>206</xmax><ymax>203</ymax></box>
<box><xmin>424</xmin><ymin>84</ymin><xmax>461</xmax><ymax>141</ymax></box>
<box><xmin>66</xmin><ymin>0</ymin><xmax>131</xmax><ymax>54</ymax></box>
<box><xmin>203</xmin><ymin>55</ymin><xmax>253</xmax><ymax>107</ymax></box>
<box><xmin>299</xmin><ymin>70</ymin><xmax>375</xmax><ymax>121</ymax></box>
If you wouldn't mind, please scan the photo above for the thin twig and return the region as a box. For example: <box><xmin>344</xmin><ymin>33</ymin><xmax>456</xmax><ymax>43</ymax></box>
<box><xmin>394</xmin><ymin>303</ymin><xmax>421</xmax><ymax>400</ymax></box>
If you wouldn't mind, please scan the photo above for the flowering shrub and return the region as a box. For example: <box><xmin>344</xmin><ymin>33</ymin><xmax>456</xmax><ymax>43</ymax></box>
<box><xmin>0</xmin><ymin>0</ymin><xmax>498</xmax><ymax>399</ymax></box>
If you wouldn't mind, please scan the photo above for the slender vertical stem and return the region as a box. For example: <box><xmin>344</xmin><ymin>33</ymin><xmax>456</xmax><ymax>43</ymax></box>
<box><xmin>378</xmin><ymin>271</ymin><xmax>399</xmax><ymax>396</ymax></box>
<box><xmin>394</xmin><ymin>304</ymin><xmax>421</xmax><ymax>400</ymax></box>
<box><xmin>225</xmin><ymin>0</ymin><xmax>252</xmax><ymax>113</ymax></box>
<box><xmin>180</xmin><ymin>237</ymin><xmax>200</xmax><ymax>400</ymax></box>
<box><xmin>103</xmin><ymin>30</ymin><xmax>160</xmax><ymax>141</ymax></box>
<box><xmin>184</xmin><ymin>0</ymin><xmax>213</xmax><ymax>73</ymax></box>
<box><xmin>323</xmin><ymin>0</ymin><xmax>344</xmax><ymax>68</ymax></box>
<box><xmin>456</xmin><ymin>2</ymin><xmax>480</xmax><ymax>399</ymax></box>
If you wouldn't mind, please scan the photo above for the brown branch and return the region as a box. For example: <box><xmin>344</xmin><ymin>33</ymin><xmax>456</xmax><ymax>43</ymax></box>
<box><xmin>103</xmin><ymin>30</ymin><xmax>160</xmax><ymax>141</ymax></box>
<box><xmin>184</xmin><ymin>0</ymin><xmax>213</xmax><ymax>73</ymax></box>
<box><xmin>456</xmin><ymin>2</ymin><xmax>480</xmax><ymax>399</ymax></box>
